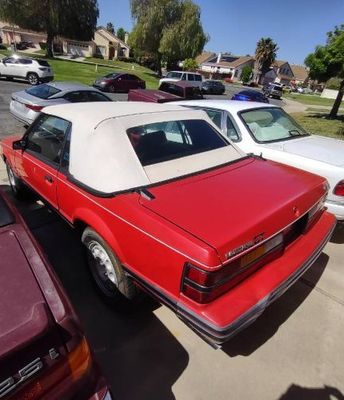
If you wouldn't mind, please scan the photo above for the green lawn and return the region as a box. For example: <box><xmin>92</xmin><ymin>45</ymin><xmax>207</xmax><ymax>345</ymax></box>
<box><xmin>0</xmin><ymin>50</ymin><xmax>160</xmax><ymax>89</ymax></box>
<box><xmin>291</xmin><ymin>112</ymin><xmax>344</xmax><ymax>139</ymax></box>
<box><xmin>284</xmin><ymin>93</ymin><xmax>342</xmax><ymax>107</ymax></box>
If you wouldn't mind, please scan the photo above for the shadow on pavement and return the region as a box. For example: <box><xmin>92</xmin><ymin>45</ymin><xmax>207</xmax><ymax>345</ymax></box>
<box><xmin>5</xmin><ymin>186</ymin><xmax>189</xmax><ymax>400</ymax></box>
<box><xmin>278</xmin><ymin>384</ymin><xmax>344</xmax><ymax>400</ymax></box>
<box><xmin>222</xmin><ymin>252</ymin><xmax>329</xmax><ymax>357</ymax></box>
<box><xmin>330</xmin><ymin>222</ymin><xmax>344</xmax><ymax>244</ymax></box>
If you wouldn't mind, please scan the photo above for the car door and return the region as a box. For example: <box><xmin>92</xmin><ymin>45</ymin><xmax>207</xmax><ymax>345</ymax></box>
<box><xmin>16</xmin><ymin>114</ymin><xmax>71</xmax><ymax>209</ymax></box>
<box><xmin>18</xmin><ymin>58</ymin><xmax>33</xmax><ymax>78</ymax></box>
<box><xmin>0</xmin><ymin>57</ymin><xmax>18</xmax><ymax>77</ymax></box>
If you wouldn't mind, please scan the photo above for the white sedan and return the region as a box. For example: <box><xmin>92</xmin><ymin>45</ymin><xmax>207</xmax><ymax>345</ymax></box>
<box><xmin>176</xmin><ymin>100</ymin><xmax>344</xmax><ymax>220</ymax></box>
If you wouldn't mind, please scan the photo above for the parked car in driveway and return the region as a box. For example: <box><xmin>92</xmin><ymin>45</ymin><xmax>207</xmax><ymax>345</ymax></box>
<box><xmin>201</xmin><ymin>80</ymin><xmax>225</xmax><ymax>95</ymax></box>
<box><xmin>159</xmin><ymin>71</ymin><xmax>203</xmax><ymax>89</ymax></box>
<box><xmin>0</xmin><ymin>54</ymin><xmax>53</xmax><ymax>85</ymax></box>
<box><xmin>0</xmin><ymin>189</ymin><xmax>112</xmax><ymax>400</ymax></box>
<box><xmin>93</xmin><ymin>72</ymin><xmax>145</xmax><ymax>92</ymax></box>
<box><xmin>159</xmin><ymin>81</ymin><xmax>203</xmax><ymax>99</ymax></box>
<box><xmin>129</xmin><ymin>81</ymin><xmax>203</xmax><ymax>103</ymax></box>
<box><xmin>263</xmin><ymin>83</ymin><xmax>283</xmax><ymax>99</ymax></box>
<box><xmin>175</xmin><ymin>99</ymin><xmax>344</xmax><ymax>221</ymax></box>
<box><xmin>1</xmin><ymin>102</ymin><xmax>336</xmax><ymax>347</ymax></box>
<box><xmin>10</xmin><ymin>82</ymin><xmax>112</xmax><ymax>125</ymax></box>
<box><xmin>231</xmin><ymin>89</ymin><xmax>269</xmax><ymax>103</ymax></box>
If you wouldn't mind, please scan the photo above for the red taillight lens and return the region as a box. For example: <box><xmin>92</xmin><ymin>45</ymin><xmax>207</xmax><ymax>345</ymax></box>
<box><xmin>25</xmin><ymin>104</ymin><xmax>44</xmax><ymax>112</ymax></box>
<box><xmin>334</xmin><ymin>180</ymin><xmax>344</xmax><ymax>196</ymax></box>
<box><xmin>182</xmin><ymin>234</ymin><xmax>284</xmax><ymax>303</ymax></box>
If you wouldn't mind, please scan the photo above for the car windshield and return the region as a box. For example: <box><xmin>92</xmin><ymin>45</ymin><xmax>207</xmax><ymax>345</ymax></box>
<box><xmin>166</xmin><ymin>72</ymin><xmax>183</xmax><ymax>79</ymax></box>
<box><xmin>127</xmin><ymin>119</ymin><xmax>228</xmax><ymax>166</ymax></box>
<box><xmin>240</xmin><ymin>108</ymin><xmax>309</xmax><ymax>142</ymax></box>
<box><xmin>25</xmin><ymin>84</ymin><xmax>61</xmax><ymax>99</ymax></box>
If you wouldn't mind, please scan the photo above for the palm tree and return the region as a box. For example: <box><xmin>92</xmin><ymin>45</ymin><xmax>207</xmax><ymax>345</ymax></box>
<box><xmin>254</xmin><ymin>37</ymin><xmax>278</xmax><ymax>84</ymax></box>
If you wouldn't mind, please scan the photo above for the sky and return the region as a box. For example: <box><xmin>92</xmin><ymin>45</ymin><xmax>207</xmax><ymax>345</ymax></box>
<box><xmin>98</xmin><ymin>0</ymin><xmax>344</xmax><ymax>65</ymax></box>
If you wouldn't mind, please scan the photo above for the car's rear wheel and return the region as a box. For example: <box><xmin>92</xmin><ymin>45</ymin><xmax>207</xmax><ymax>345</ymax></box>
<box><xmin>82</xmin><ymin>227</ymin><xmax>137</xmax><ymax>302</ymax></box>
<box><xmin>27</xmin><ymin>73</ymin><xmax>39</xmax><ymax>85</ymax></box>
<box><xmin>108</xmin><ymin>84</ymin><xmax>115</xmax><ymax>93</ymax></box>
<box><xmin>6</xmin><ymin>161</ymin><xmax>27</xmax><ymax>199</ymax></box>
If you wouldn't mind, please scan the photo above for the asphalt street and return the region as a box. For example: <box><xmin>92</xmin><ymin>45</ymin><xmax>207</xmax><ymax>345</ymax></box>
<box><xmin>0</xmin><ymin>79</ymin><xmax>343</xmax><ymax>400</ymax></box>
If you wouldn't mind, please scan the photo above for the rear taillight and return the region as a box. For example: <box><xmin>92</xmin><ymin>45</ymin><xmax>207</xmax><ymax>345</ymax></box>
<box><xmin>334</xmin><ymin>180</ymin><xmax>344</xmax><ymax>196</ymax></box>
<box><xmin>13</xmin><ymin>337</ymin><xmax>92</xmax><ymax>399</ymax></box>
<box><xmin>25</xmin><ymin>104</ymin><xmax>44</xmax><ymax>112</ymax></box>
<box><xmin>39</xmin><ymin>67</ymin><xmax>48</xmax><ymax>71</ymax></box>
<box><xmin>182</xmin><ymin>233</ymin><xmax>284</xmax><ymax>303</ymax></box>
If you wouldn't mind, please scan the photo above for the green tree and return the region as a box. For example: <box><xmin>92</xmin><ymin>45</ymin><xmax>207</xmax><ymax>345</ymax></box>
<box><xmin>117</xmin><ymin>27</ymin><xmax>126</xmax><ymax>41</ymax></box>
<box><xmin>241</xmin><ymin>65</ymin><xmax>252</xmax><ymax>84</ymax></box>
<box><xmin>253</xmin><ymin>37</ymin><xmax>278</xmax><ymax>83</ymax></box>
<box><xmin>183</xmin><ymin>58</ymin><xmax>198</xmax><ymax>71</ymax></box>
<box><xmin>0</xmin><ymin>0</ymin><xmax>99</xmax><ymax>57</ymax></box>
<box><xmin>106</xmin><ymin>22</ymin><xmax>115</xmax><ymax>34</ymax></box>
<box><xmin>129</xmin><ymin>0</ymin><xmax>207</xmax><ymax>74</ymax></box>
<box><xmin>305</xmin><ymin>25</ymin><xmax>344</xmax><ymax>119</ymax></box>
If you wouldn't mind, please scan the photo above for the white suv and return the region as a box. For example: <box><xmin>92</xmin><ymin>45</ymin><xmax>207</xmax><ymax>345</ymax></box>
<box><xmin>0</xmin><ymin>55</ymin><xmax>54</xmax><ymax>85</ymax></box>
<box><xmin>159</xmin><ymin>71</ymin><xmax>203</xmax><ymax>89</ymax></box>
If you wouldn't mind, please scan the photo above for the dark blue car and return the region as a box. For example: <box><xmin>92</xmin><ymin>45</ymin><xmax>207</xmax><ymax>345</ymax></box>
<box><xmin>231</xmin><ymin>89</ymin><xmax>269</xmax><ymax>103</ymax></box>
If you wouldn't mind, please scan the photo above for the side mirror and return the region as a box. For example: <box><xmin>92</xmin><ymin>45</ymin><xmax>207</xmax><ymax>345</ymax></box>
<box><xmin>12</xmin><ymin>139</ymin><xmax>26</xmax><ymax>150</ymax></box>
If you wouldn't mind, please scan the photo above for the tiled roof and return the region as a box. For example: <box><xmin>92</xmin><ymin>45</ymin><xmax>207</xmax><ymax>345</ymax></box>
<box><xmin>196</xmin><ymin>51</ymin><xmax>216</xmax><ymax>64</ymax></box>
<box><xmin>203</xmin><ymin>56</ymin><xmax>254</xmax><ymax>68</ymax></box>
<box><xmin>290</xmin><ymin>64</ymin><xmax>309</xmax><ymax>81</ymax></box>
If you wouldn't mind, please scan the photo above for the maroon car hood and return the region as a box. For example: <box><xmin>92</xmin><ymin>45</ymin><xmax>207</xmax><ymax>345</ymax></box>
<box><xmin>140</xmin><ymin>158</ymin><xmax>326</xmax><ymax>263</ymax></box>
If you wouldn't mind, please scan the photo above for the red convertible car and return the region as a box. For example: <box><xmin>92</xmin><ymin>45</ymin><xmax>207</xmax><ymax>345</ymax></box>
<box><xmin>1</xmin><ymin>102</ymin><xmax>336</xmax><ymax>346</ymax></box>
<box><xmin>0</xmin><ymin>189</ymin><xmax>112</xmax><ymax>399</ymax></box>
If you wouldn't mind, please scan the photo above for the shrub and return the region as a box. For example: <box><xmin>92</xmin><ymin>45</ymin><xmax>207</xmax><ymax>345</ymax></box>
<box><xmin>183</xmin><ymin>58</ymin><xmax>199</xmax><ymax>71</ymax></box>
<box><xmin>39</xmin><ymin>42</ymin><xmax>46</xmax><ymax>50</ymax></box>
<box><xmin>241</xmin><ymin>66</ymin><xmax>252</xmax><ymax>84</ymax></box>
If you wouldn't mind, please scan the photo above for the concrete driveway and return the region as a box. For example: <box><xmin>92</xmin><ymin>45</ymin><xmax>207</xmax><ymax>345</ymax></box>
<box><xmin>0</xmin><ymin>80</ymin><xmax>343</xmax><ymax>400</ymax></box>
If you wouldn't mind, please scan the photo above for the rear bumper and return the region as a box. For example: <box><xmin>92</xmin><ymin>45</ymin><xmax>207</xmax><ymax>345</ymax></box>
<box><xmin>40</xmin><ymin>76</ymin><xmax>54</xmax><ymax>83</ymax></box>
<box><xmin>176</xmin><ymin>211</ymin><xmax>336</xmax><ymax>346</ymax></box>
<box><xmin>10</xmin><ymin>101</ymin><xmax>36</xmax><ymax>125</ymax></box>
<box><xmin>127</xmin><ymin>211</ymin><xmax>336</xmax><ymax>347</ymax></box>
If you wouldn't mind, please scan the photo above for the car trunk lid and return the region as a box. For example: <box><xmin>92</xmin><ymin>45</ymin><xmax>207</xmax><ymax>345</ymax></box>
<box><xmin>139</xmin><ymin>158</ymin><xmax>326</xmax><ymax>264</ymax></box>
<box><xmin>0</xmin><ymin>229</ymin><xmax>66</xmax><ymax>397</ymax></box>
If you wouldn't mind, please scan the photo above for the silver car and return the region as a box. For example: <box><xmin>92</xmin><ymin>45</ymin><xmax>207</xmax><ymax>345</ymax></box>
<box><xmin>10</xmin><ymin>82</ymin><xmax>112</xmax><ymax>125</ymax></box>
<box><xmin>0</xmin><ymin>54</ymin><xmax>53</xmax><ymax>85</ymax></box>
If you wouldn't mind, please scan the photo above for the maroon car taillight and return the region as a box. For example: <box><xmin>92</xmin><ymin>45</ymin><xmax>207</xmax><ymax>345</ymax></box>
<box><xmin>25</xmin><ymin>104</ymin><xmax>44</xmax><ymax>112</ymax></box>
<box><xmin>182</xmin><ymin>233</ymin><xmax>284</xmax><ymax>303</ymax></box>
<box><xmin>334</xmin><ymin>180</ymin><xmax>344</xmax><ymax>196</ymax></box>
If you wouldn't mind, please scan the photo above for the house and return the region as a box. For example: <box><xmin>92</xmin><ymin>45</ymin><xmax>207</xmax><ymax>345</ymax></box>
<box><xmin>270</xmin><ymin>60</ymin><xmax>294</xmax><ymax>85</ymax></box>
<box><xmin>199</xmin><ymin>53</ymin><xmax>255</xmax><ymax>81</ymax></box>
<box><xmin>290</xmin><ymin>64</ymin><xmax>309</xmax><ymax>86</ymax></box>
<box><xmin>93</xmin><ymin>27</ymin><xmax>130</xmax><ymax>59</ymax></box>
<box><xmin>0</xmin><ymin>21</ymin><xmax>130</xmax><ymax>59</ymax></box>
<box><xmin>195</xmin><ymin>51</ymin><xmax>216</xmax><ymax>65</ymax></box>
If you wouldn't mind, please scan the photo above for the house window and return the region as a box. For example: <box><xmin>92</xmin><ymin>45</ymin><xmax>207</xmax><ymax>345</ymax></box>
<box><xmin>234</xmin><ymin>69</ymin><xmax>239</xmax><ymax>78</ymax></box>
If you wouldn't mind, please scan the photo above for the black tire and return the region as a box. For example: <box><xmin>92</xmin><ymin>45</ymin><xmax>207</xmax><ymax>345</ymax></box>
<box><xmin>82</xmin><ymin>227</ymin><xmax>137</xmax><ymax>302</ymax></box>
<box><xmin>5</xmin><ymin>76</ymin><xmax>13</xmax><ymax>81</ymax></box>
<box><xmin>108</xmin><ymin>84</ymin><xmax>115</xmax><ymax>93</ymax></box>
<box><xmin>27</xmin><ymin>72</ymin><xmax>39</xmax><ymax>85</ymax></box>
<box><xmin>6</xmin><ymin>161</ymin><xmax>27</xmax><ymax>199</ymax></box>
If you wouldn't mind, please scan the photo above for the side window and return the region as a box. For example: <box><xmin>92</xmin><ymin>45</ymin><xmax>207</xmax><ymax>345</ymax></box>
<box><xmin>194</xmin><ymin>75</ymin><xmax>202</xmax><ymax>82</ymax></box>
<box><xmin>86</xmin><ymin>91</ymin><xmax>111</xmax><ymax>102</ymax></box>
<box><xmin>64</xmin><ymin>91</ymin><xmax>89</xmax><ymax>102</ymax></box>
<box><xmin>181</xmin><ymin>73</ymin><xmax>187</xmax><ymax>81</ymax></box>
<box><xmin>19</xmin><ymin>59</ymin><xmax>33</xmax><ymax>65</ymax></box>
<box><xmin>4</xmin><ymin>57</ymin><xmax>16</xmax><ymax>64</ymax></box>
<box><xmin>26</xmin><ymin>115</ymin><xmax>70</xmax><ymax>165</ymax></box>
<box><xmin>61</xmin><ymin>129</ymin><xmax>71</xmax><ymax>170</ymax></box>
<box><xmin>225</xmin><ymin>115</ymin><xmax>240</xmax><ymax>142</ymax></box>
<box><xmin>188</xmin><ymin>74</ymin><xmax>195</xmax><ymax>81</ymax></box>
<box><xmin>205</xmin><ymin>109</ymin><xmax>223</xmax><ymax>130</ymax></box>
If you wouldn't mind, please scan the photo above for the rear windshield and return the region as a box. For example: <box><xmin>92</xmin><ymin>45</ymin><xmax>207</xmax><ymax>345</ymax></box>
<box><xmin>127</xmin><ymin>119</ymin><xmax>227</xmax><ymax>166</ymax></box>
<box><xmin>37</xmin><ymin>59</ymin><xmax>50</xmax><ymax>67</ymax></box>
<box><xmin>272</xmin><ymin>86</ymin><xmax>282</xmax><ymax>91</ymax></box>
<box><xmin>26</xmin><ymin>84</ymin><xmax>61</xmax><ymax>99</ymax></box>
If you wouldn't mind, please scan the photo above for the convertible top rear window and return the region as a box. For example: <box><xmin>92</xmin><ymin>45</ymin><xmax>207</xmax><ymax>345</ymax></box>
<box><xmin>26</xmin><ymin>84</ymin><xmax>61</xmax><ymax>99</ymax></box>
<box><xmin>127</xmin><ymin>119</ymin><xmax>228</xmax><ymax>166</ymax></box>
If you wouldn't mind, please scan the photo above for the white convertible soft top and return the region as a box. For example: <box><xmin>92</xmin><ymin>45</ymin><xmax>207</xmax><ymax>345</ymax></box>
<box><xmin>44</xmin><ymin>102</ymin><xmax>244</xmax><ymax>193</ymax></box>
